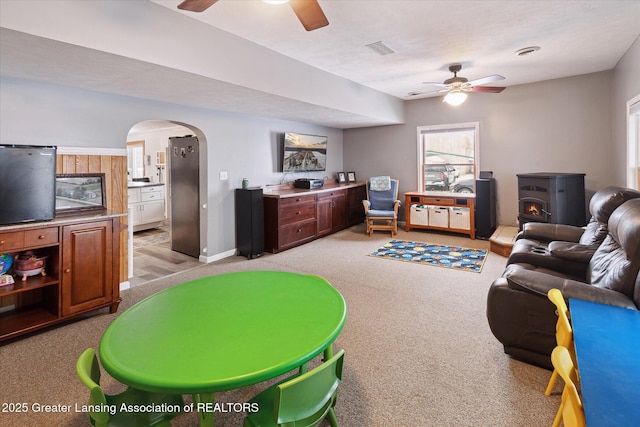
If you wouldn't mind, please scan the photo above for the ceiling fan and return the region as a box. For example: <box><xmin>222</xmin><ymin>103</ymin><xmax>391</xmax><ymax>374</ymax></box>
<box><xmin>417</xmin><ymin>64</ymin><xmax>506</xmax><ymax>105</ymax></box>
<box><xmin>177</xmin><ymin>0</ymin><xmax>329</xmax><ymax>31</ymax></box>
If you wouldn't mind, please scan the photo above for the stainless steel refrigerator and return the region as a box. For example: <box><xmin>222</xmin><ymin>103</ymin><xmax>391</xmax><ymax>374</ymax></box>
<box><xmin>168</xmin><ymin>136</ymin><xmax>200</xmax><ymax>258</ymax></box>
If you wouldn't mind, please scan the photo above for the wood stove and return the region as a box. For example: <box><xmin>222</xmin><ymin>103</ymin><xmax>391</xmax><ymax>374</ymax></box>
<box><xmin>517</xmin><ymin>173</ymin><xmax>586</xmax><ymax>228</ymax></box>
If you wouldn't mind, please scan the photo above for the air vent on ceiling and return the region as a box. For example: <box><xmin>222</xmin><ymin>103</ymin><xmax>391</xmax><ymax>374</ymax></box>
<box><xmin>366</xmin><ymin>41</ymin><xmax>396</xmax><ymax>56</ymax></box>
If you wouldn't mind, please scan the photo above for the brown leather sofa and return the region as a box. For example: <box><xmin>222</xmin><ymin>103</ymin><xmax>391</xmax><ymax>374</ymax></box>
<box><xmin>507</xmin><ymin>186</ymin><xmax>640</xmax><ymax>278</ymax></box>
<box><xmin>487</xmin><ymin>195</ymin><xmax>640</xmax><ymax>370</ymax></box>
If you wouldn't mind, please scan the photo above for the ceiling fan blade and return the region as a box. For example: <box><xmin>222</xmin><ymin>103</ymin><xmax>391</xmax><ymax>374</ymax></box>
<box><xmin>422</xmin><ymin>82</ymin><xmax>447</xmax><ymax>87</ymax></box>
<box><xmin>289</xmin><ymin>0</ymin><xmax>329</xmax><ymax>31</ymax></box>
<box><xmin>420</xmin><ymin>87</ymin><xmax>449</xmax><ymax>94</ymax></box>
<box><xmin>467</xmin><ymin>74</ymin><xmax>505</xmax><ymax>87</ymax></box>
<box><xmin>177</xmin><ymin>0</ymin><xmax>219</xmax><ymax>12</ymax></box>
<box><xmin>471</xmin><ymin>86</ymin><xmax>506</xmax><ymax>93</ymax></box>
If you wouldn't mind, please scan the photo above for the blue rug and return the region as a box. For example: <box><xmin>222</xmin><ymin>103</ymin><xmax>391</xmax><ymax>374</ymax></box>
<box><xmin>369</xmin><ymin>240</ymin><xmax>487</xmax><ymax>273</ymax></box>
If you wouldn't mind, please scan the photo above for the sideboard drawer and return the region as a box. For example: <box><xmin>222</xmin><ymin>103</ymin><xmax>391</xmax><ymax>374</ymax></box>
<box><xmin>421</xmin><ymin>197</ymin><xmax>454</xmax><ymax>205</ymax></box>
<box><xmin>0</xmin><ymin>231</ymin><xmax>24</xmax><ymax>252</ymax></box>
<box><xmin>279</xmin><ymin>204</ymin><xmax>316</xmax><ymax>226</ymax></box>
<box><xmin>24</xmin><ymin>227</ymin><xmax>59</xmax><ymax>247</ymax></box>
<box><xmin>279</xmin><ymin>220</ymin><xmax>316</xmax><ymax>248</ymax></box>
<box><xmin>316</xmin><ymin>189</ymin><xmax>346</xmax><ymax>201</ymax></box>
<box><xmin>279</xmin><ymin>194</ymin><xmax>316</xmax><ymax>207</ymax></box>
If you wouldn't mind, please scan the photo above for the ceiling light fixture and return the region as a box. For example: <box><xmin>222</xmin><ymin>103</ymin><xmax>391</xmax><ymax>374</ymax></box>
<box><xmin>516</xmin><ymin>46</ymin><xmax>541</xmax><ymax>56</ymax></box>
<box><xmin>443</xmin><ymin>89</ymin><xmax>467</xmax><ymax>106</ymax></box>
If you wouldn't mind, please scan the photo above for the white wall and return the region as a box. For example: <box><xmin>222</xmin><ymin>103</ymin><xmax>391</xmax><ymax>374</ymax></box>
<box><xmin>344</xmin><ymin>71</ymin><xmax>615</xmax><ymax>226</ymax></box>
<box><xmin>0</xmin><ymin>77</ymin><xmax>344</xmax><ymax>258</ymax></box>
<box><xmin>612</xmin><ymin>36</ymin><xmax>640</xmax><ymax>185</ymax></box>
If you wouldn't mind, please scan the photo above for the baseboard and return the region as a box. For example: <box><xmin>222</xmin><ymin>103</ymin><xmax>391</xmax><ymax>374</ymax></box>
<box><xmin>119</xmin><ymin>281</ymin><xmax>131</xmax><ymax>291</ymax></box>
<box><xmin>199</xmin><ymin>248</ymin><xmax>237</xmax><ymax>264</ymax></box>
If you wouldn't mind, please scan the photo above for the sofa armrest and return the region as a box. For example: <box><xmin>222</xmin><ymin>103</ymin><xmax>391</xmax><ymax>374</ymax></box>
<box><xmin>548</xmin><ymin>241</ymin><xmax>598</xmax><ymax>263</ymax></box>
<box><xmin>516</xmin><ymin>222</ymin><xmax>585</xmax><ymax>243</ymax></box>
<box><xmin>505</xmin><ymin>268</ymin><xmax>637</xmax><ymax>310</ymax></box>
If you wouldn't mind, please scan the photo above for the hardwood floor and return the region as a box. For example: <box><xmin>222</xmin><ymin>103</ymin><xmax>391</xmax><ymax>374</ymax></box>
<box><xmin>129</xmin><ymin>225</ymin><xmax>201</xmax><ymax>287</ymax></box>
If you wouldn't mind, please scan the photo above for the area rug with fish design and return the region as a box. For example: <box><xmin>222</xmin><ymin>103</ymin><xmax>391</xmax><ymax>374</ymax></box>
<box><xmin>369</xmin><ymin>240</ymin><xmax>488</xmax><ymax>273</ymax></box>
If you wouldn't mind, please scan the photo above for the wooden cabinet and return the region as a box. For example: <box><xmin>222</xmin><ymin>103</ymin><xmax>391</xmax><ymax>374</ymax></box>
<box><xmin>264</xmin><ymin>194</ymin><xmax>317</xmax><ymax>253</ymax></box>
<box><xmin>317</xmin><ymin>190</ymin><xmax>346</xmax><ymax>236</ymax></box>
<box><xmin>347</xmin><ymin>185</ymin><xmax>366</xmax><ymax>226</ymax></box>
<box><xmin>128</xmin><ymin>184</ymin><xmax>165</xmax><ymax>232</ymax></box>
<box><xmin>264</xmin><ymin>182</ymin><xmax>365</xmax><ymax>253</ymax></box>
<box><xmin>405</xmin><ymin>191</ymin><xmax>476</xmax><ymax>239</ymax></box>
<box><xmin>0</xmin><ymin>214</ymin><xmax>122</xmax><ymax>341</ymax></box>
<box><xmin>61</xmin><ymin>220</ymin><xmax>114</xmax><ymax>316</ymax></box>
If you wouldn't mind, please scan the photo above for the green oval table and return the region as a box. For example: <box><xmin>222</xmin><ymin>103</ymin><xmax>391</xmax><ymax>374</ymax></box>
<box><xmin>99</xmin><ymin>270</ymin><xmax>347</xmax><ymax>426</ymax></box>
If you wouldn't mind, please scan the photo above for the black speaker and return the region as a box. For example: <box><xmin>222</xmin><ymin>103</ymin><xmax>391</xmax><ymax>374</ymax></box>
<box><xmin>475</xmin><ymin>178</ymin><xmax>496</xmax><ymax>239</ymax></box>
<box><xmin>235</xmin><ymin>188</ymin><xmax>264</xmax><ymax>259</ymax></box>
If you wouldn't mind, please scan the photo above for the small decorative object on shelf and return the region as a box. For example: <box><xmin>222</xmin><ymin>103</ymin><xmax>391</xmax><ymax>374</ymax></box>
<box><xmin>13</xmin><ymin>251</ymin><xmax>47</xmax><ymax>282</ymax></box>
<box><xmin>347</xmin><ymin>172</ymin><xmax>357</xmax><ymax>182</ymax></box>
<box><xmin>0</xmin><ymin>253</ymin><xmax>14</xmax><ymax>286</ymax></box>
<box><xmin>337</xmin><ymin>172</ymin><xmax>346</xmax><ymax>183</ymax></box>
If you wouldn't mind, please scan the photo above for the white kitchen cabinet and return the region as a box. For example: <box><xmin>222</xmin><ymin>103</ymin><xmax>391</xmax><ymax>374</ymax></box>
<box><xmin>128</xmin><ymin>184</ymin><xmax>165</xmax><ymax>231</ymax></box>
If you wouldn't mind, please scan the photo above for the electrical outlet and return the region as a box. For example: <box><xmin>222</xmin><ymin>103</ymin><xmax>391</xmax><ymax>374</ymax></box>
<box><xmin>219</xmin><ymin>171</ymin><xmax>228</xmax><ymax>181</ymax></box>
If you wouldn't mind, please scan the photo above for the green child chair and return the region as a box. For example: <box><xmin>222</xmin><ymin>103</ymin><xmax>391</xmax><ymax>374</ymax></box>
<box><xmin>76</xmin><ymin>348</ymin><xmax>184</xmax><ymax>427</ymax></box>
<box><xmin>243</xmin><ymin>349</ymin><xmax>345</xmax><ymax>427</ymax></box>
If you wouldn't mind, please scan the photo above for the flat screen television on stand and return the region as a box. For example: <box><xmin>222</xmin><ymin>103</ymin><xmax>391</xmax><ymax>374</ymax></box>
<box><xmin>282</xmin><ymin>132</ymin><xmax>327</xmax><ymax>172</ymax></box>
<box><xmin>0</xmin><ymin>145</ymin><xmax>57</xmax><ymax>226</ymax></box>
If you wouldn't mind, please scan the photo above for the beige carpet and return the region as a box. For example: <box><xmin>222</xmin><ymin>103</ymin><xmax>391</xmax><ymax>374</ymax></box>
<box><xmin>0</xmin><ymin>224</ymin><xmax>561</xmax><ymax>426</ymax></box>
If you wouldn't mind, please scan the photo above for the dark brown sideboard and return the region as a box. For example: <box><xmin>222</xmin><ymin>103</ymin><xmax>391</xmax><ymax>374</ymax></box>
<box><xmin>264</xmin><ymin>182</ymin><xmax>366</xmax><ymax>253</ymax></box>
<box><xmin>0</xmin><ymin>212</ymin><xmax>124</xmax><ymax>341</ymax></box>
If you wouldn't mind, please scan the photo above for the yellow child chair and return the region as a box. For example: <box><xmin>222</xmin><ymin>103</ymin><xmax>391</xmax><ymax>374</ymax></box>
<box><xmin>76</xmin><ymin>348</ymin><xmax>184</xmax><ymax>427</ymax></box>
<box><xmin>362</xmin><ymin>177</ymin><xmax>400</xmax><ymax>237</ymax></box>
<box><xmin>545</xmin><ymin>289</ymin><xmax>577</xmax><ymax>397</ymax></box>
<box><xmin>551</xmin><ymin>346</ymin><xmax>585</xmax><ymax>427</ymax></box>
<box><xmin>243</xmin><ymin>349</ymin><xmax>345</xmax><ymax>427</ymax></box>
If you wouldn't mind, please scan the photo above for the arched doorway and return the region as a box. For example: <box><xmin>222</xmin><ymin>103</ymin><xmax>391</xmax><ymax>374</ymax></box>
<box><xmin>126</xmin><ymin>120</ymin><xmax>206</xmax><ymax>286</ymax></box>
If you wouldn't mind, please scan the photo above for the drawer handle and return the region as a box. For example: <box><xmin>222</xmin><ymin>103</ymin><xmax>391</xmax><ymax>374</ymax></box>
<box><xmin>297</xmin><ymin>228</ymin><xmax>302</xmax><ymax>233</ymax></box>
<box><xmin>0</xmin><ymin>240</ymin><xmax>4</xmax><ymax>245</ymax></box>
<box><xmin>296</xmin><ymin>198</ymin><xmax>301</xmax><ymax>202</ymax></box>
<box><xmin>64</xmin><ymin>269</ymin><xmax>71</xmax><ymax>273</ymax></box>
<box><xmin>38</xmin><ymin>235</ymin><xmax>46</xmax><ymax>239</ymax></box>
<box><xmin>296</xmin><ymin>211</ymin><xmax>301</xmax><ymax>215</ymax></box>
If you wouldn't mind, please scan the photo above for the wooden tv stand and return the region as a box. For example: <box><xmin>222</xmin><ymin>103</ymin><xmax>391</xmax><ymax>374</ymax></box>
<box><xmin>0</xmin><ymin>212</ymin><xmax>124</xmax><ymax>341</ymax></box>
<box><xmin>404</xmin><ymin>191</ymin><xmax>476</xmax><ymax>239</ymax></box>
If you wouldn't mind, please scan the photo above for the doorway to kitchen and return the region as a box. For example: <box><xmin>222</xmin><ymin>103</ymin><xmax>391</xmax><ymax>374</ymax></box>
<box><xmin>126</xmin><ymin>120</ymin><xmax>205</xmax><ymax>287</ymax></box>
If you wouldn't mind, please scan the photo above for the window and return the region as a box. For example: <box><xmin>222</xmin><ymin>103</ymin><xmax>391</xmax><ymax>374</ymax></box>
<box><xmin>417</xmin><ymin>122</ymin><xmax>479</xmax><ymax>193</ymax></box>
<box><xmin>628</xmin><ymin>95</ymin><xmax>640</xmax><ymax>190</ymax></box>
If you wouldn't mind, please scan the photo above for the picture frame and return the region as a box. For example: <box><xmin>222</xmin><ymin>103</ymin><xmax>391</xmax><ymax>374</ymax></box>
<box><xmin>337</xmin><ymin>172</ymin><xmax>346</xmax><ymax>183</ymax></box>
<box><xmin>347</xmin><ymin>171</ymin><xmax>357</xmax><ymax>182</ymax></box>
<box><xmin>55</xmin><ymin>173</ymin><xmax>107</xmax><ymax>214</ymax></box>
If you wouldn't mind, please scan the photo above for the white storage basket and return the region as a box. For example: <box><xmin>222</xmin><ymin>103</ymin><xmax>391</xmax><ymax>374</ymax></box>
<box><xmin>410</xmin><ymin>204</ymin><xmax>429</xmax><ymax>226</ymax></box>
<box><xmin>428</xmin><ymin>206</ymin><xmax>449</xmax><ymax>228</ymax></box>
<box><xmin>449</xmin><ymin>207</ymin><xmax>471</xmax><ymax>230</ymax></box>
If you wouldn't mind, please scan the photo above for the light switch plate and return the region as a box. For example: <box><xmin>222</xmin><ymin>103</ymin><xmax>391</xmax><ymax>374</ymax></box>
<box><xmin>219</xmin><ymin>171</ymin><xmax>228</xmax><ymax>180</ymax></box>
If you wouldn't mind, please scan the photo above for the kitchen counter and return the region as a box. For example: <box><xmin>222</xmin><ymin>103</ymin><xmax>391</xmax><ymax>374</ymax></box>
<box><xmin>127</xmin><ymin>181</ymin><xmax>164</xmax><ymax>189</ymax></box>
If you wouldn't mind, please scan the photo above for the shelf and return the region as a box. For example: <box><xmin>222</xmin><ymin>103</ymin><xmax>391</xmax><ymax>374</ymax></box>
<box><xmin>0</xmin><ymin>274</ymin><xmax>59</xmax><ymax>297</ymax></box>
<box><xmin>0</xmin><ymin>306</ymin><xmax>60</xmax><ymax>339</ymax></box>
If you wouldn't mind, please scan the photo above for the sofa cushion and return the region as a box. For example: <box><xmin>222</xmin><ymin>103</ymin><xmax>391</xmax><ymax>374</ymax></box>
<box><xmin>588</xmin><ymin>199</ymin><xmax>640</xmax><ymax>299</ymax></box>
<box><xmin>580</xmin><ymin>186</ymin><xmax>640</xmax><ymax>244</ymax></box>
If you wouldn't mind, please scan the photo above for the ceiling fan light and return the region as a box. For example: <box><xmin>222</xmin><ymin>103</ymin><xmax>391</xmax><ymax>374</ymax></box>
<box><xmin>443</xmin><ymin>90</ymin><xmax>467</xmax><ymax>106</ymax></box>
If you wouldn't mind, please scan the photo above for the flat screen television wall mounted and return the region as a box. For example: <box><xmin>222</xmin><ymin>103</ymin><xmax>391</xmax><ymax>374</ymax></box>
<box><xmin>0</xmin><ymin>144</ymin><xmax>57</xmax><ymax>226</ymax></box>
<box><xmin>282</xmin><ymin>132</ymin><xmax>327</xmax><ymax>172</ymax></box>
